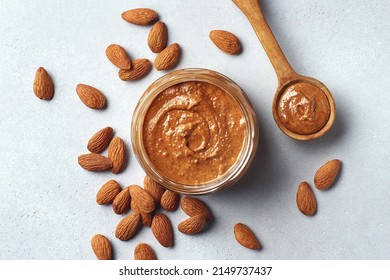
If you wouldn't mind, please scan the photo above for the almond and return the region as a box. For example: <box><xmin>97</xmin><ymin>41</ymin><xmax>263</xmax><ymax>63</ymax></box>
<box><xmin>118</xmin><ymin>58</ymin><xmax>151</xmax><ymax>81</ymax></box>
<box><xmin>160</xmin><ymin>189</ymin><xmax>180</xmax><ymax>212</ymax></box>
<box><xmin>209</xmin><ymin>30</ymin><xmax>242</xmax><ymax>55</ymax></box>
<box><xmin>87</xmin><ymin>127</ymin><xmax>114</xmax><ymax>153</ymax></box>
<box><xmin>180</xmin><ymin>196</ymin><xmax>212</xmax><ymax>221</ymax></box>
<box><xmin>33</xmin><ymin>67</ymin><xmax>54</xmax><ymax>100</ymax></box>
<box><xmin>153</xmin><ymin>43</ymin><xmax>181</xmax><ymax>71</ymax></box>
<box><xmin>144</xmin><ymin>175</ymin><xmax>165</xmax><ymax>206</ymax></box>
<box><xmin>113</xmin><ymin>187</ymin><xmax>131</xmax><ymax>215</ymax></box>
<box><xmin>134</xmin><ymin>243</ymin><xmax>157</xmax><ymax>260</ymax></box>
<box><xmin>130</xmin><ymin>199</ymin><xmax>153</xmax><ymax>227</ymax></box>
<box><xmin>76</xmin><ymin>84</ymin><xmax>106</xmax><ymax>109</ymax></box>
<box><xmin>151</xmin><ymin>213</ymin><xmax>173</xmax><ymax>247</ymax></box>
<box><xmin>234</xmin><ymin>223</ymin><xmax>261</xmax><ymax>250</ymax></box>
<box><xmin>178</xmin><ymin>215</ymin><xmax>206</xmax><ymax>235</ymax></box>
<box><xmin>105</xmin><ymin>44</ymin><xmax>132</xmax><ymax>70</ymax></box>
<box><xmin>96</xmin><ymin>180</ymin><xmax>122</xmax><ymax>205</ymax></box>
<box><xmin>78</xmin><ymin>153</ymin><xmax>112</xmax><ymax>171</ymax></box>
<box><xmin>129</xmin><ymin>185</ymin><xmax>155</xmax><ymax>213</ymax></box>
<box><xmin>147</xmin><ymin>21</ymin><xmax>168</xmax><ymax>53</ymax></box>
<box><xmin>108</xmin><ymin>137</ymin><xmax>126</xmax><ymax>174</ymax></box>
<box><xmin>121</xmin><ymin>8</ymin><xmax>158</xmax><ymax>26</ymax></box>
<box><xmin>314</xmin><ymin>159</ymin><xmax>341</xmax><ymax>190</ymax></box>
<box><xmin>296</xmin><ymin>181</ymin><xmax>317</xmax><ymax>216</ymax></box>
<box><xmin>90</xmin><ymin>234</ymin><xmax>112</xmax><ymax>260</ymax></box>
<box><xmin>115</xmin><ymin>213</ymin><xmax>140</xmax><ymax>241</ymax></box>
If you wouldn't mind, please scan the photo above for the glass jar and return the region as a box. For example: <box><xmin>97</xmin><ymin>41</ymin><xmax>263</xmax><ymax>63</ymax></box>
<box><xmin>131</xmin><ymin>68</ymin><xmax>259</xmax><ymax>195</ymax></box>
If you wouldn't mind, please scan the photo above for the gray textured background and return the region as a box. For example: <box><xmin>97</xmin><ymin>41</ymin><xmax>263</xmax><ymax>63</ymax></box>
<box><xmin>1</xmin><ymin>0</ymin><xmax>389</xmax><ymax>260</ymax></box>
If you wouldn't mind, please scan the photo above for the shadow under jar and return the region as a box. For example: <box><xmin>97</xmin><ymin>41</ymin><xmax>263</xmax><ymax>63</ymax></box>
<box><xmin>132</xmin><ymin>68</ymin><xmax>259</xmax><ymax>195</ymax></box>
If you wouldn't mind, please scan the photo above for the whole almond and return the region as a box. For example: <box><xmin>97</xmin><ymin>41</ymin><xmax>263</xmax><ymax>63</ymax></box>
<box><xmin>105</xmin><ymin>44</ymin><xmax>132</xmax><ymax>70</ymax></box>
<box><xmin>209</xmin><ymin>30</ymin><xmax>242</xmax><ymax>55</ymax></box>
<box><xmin>78</xmin><ymin>153</ymin><xmax>112</xmax><ymax>172</ymax></box>
<box><xmin>234</xmin><ymin>223</ymin><xmax>261</xmax><ymax>250</ymax></box>
<box><xmin>129</xmin><ymin>185</ymin><xmax>155</xmax><ymax>213</ymax></box>
<box><xmin>144</xmin><ymin>175</ymin><xmax>165</xmax><ymax>206</ymax></box>
<box><xmin>33</xmin><ymin>67</ymin><xmax>54</xmax><ymax>100</ymax></box>
<box><xmin>151</xmin><ymin>213</ymin><xmax>173</xmax><ymax>247</ymax></box>
<box><xmin>180</xmin><ymin>196</ymin><xmax>212</xmax><ymax>221</ymax></box>
<box><xmin>160</xmin><ymin>189</ymin><xmax>180</xmax><ymax>212</ymax></box>
<box><xmin>154</xmin><ymin>43</ymin><xmax>181</xmax><ymax>71</ymax></box>
<box><xmin>115</xmin><ymin>213</ymin><xmax>140</xmax><ymax>241</ymax></box>
<box><xmin>113</xmin><ymin>187</ymin><xmax>131</xmax><ymax>215</ymax></box>
<box><xmin>76</xmin><ymin>84</ymin><xmax>106</xmax><ymax>109</ymax></box>
<box><xmin>96</xmin><ymin>180</ymin><xmax>122</xmax><ymax>205</ymax></box>
<box><xmin>90</xmin><ymin>234</ymin><xmax>112</xmax><ymax>260</ymax></box>
<box><xmin>121</xmin><ymin>8</ymin><xmax>158</xmax><ymax>26</ymax></box>
<box><xmin>134</xmin><ymin>243</ymin><xmax>157</xmax><ymax>260</ymax></box>
<box><xmin>108</xmin><ymin>137</ymin><xmax>126</xmax><ymax>174</ymax></box>
<box><xmin>147</xmin><ymin>21</ymin><xmax>168</xmax><ymax>53</ymax></box>
<box><xmin>296</xmin><ymin>182</ymin><xmax>317</xmax><ymax>216</ymax></box>
<box><xmin>118</xmin><ymin>58</ymin><xmax>151</xmax><ymax>81</ymax></box>
<box><xmin>130</xmin><ymin>199</ymin><xmax>152</xmax><ymax>227</ymax></box>
<box><xmin>178</xmin><ymin>215</ymin><xmax>206</xmax><ymax>235</ymax></box>
<box><xmin>87</xmin><ymin>127</ymin><xmax>114</xmax><ymax>153</ymax></box>
<box><xmin>314</xmin><ymin>159</ymin><xmax>341</xmax><ymax>190</ymax></box>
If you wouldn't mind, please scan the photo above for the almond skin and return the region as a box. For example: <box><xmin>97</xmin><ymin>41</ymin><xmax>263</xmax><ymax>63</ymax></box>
<box><xmin>180</xmin><ymin>196</ymin><xmax>212</xmax><ymax>221</ymax></box>
<box><xmin>129</xmin><ymin>185</ymin><xmax>155</xmax><ymax>213</ymax></box>
<box><xmin>153</xmin><ymin>43</ymin><xmax>181</xmax><ymax>71</ymax></box>
<box><xmin>151</xmin><ymin>213</ymin><xmax>173</xmax><ymax>247</ymax></box>
<box><xmin>113</xmin><ymin>187</ymin><xmax>131</xmax><ymax>215</ymax></box>
<box><xmin>105</xmin><ymin>44</ymin><xmax>131</xmax><ymax>70</ymax></box>
<box><xmin>108</xmin><ymin>137</ymin><xmax>126</xmax><ymax>174</ymax></box>
<box><xmin>209</xmin><ymin>30</ymin><xmax>242</xmax><ymax>55</ymax></box>
<box><xmin>87</xmin><ymin>127</ymin><xmax>114</xmax><ymax>153</ymax></box>
<box><xmin>234</xmin><ymin>223</ymin><xmax>261</xmax><ymax>250</ymax></box>
<box><xmin>134</xmin><ymin>243</ymin><xmax>157</xmax><ymax>260</ymax></box>
<box><xmin>96</xmin><ymin>180</ymin><xmax>122</xmax><ymax>205</ymax></box>
<box><xmin>33</xmin><ymin>67</ymin><xmax>54</xmax><ymax>100</ymax></box>
<box><xmin>314</xmin><ymin>159</ymin><xmax>341</xmax><ymax>190</ymax></box>
<box><xmin>115</xmin><ymin>213</ymin><xmax>140</xmax><ymax>241</ymax></box>
<box><xmin>76</xmin><ymin>84</ymin><xmax>106</xmax><ymax>109</ymax></box>
<box><xmin>91</xmin><ymin>234</ymin><xmax>112</xmax><ymax>260</ymax></box>
<box><xmin>178</xmin><ymin>215</ymin><xmax>206</xmax><ymax>235</ymax></box>
<box><xmin>147</xmin><ymin>21</ymin><xmax>168</xmax><ymax>53</ymax></box>
<box><xmin>144</xmin><ymin>175</ymin><xmax>165</xmax><ymax>206</ymax></box>
<box><xmin>160</xmin><ymin>189</ymin><xmax>180</xmax><ymax>212</ymax></box>
<box><xmin>78</xmin><ymin>153</ymin><xmax>112</xmax><ymax>171</ymax></box>
<box><xmin>296</xmin><ymin>182</ymin><xmax>317</xmax><ymax>216</ymax></box>
<box><xmin>121</xmin><ymin>8</ymin><xmax>158</xmax><ymax>26</ymax></box>
<box><xmin>118</xmin><ymin>58</ymin><xmax>151</xmax><ymax>81</ymax></box>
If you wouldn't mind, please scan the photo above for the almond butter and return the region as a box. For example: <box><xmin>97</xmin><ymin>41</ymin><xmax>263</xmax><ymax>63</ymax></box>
<box><xmin>105</xmin><ymin>44</ymin><xmax>132</xmax><ymax>70</ymax></box>
<box><xmin>108</xmin><ymin>137</ymin><xmax>126</xmax><ymax>174</ymax></box>
<box><xmin>129</xmin><ymin>185</ymin><xmax>155</xmax><ymax>213</ymax></box>
<box><xmin>180</xmin><ymin>196</ymin><xmax>212</xmax><ymax>221</ymax></box>
<box><xmin>33</xmin><ymin>67</ymin><xmax>54</xmax><ymax>100</ymax></box>
<box><xmin>115</xmin><ymin>213</ymin><xmax>140</xmax><ymax>241</ymax></box>
<box><xmin>113</xmin><ymin>187</ymin><xmax>131</xmax><ymax>215</ymax></box>
<box><xmin>118</xmin><ymin>58</ymin><xmax>151</xmax><ymax>81</ymax></box>
<box><xmin>90</xmin><ymin>234</ymin><xmax>112</xmax><ymax>260</ymax></box>
<box><xmin>144</xmin><ymin>175</ymin><xmax>165</xmax><ymax>206</ymax></box>
<box><xmin>314</xmin><ymin>159</ymin><xmax>341</xmax><ymax>190</ymax></box>
<box><xmin>121</xmin><ymin>8</ymin><xmax>158</xmax><ymax>26</ymax></box>
<box><xmin>153</xmin><ymin>43</ymin><xmax>181</xmax><ymax>71</ymax></box>
<box><xmin>209</xmin><ymin>30</ymin><xmax>242</xmax><ymax>55</ymax></box>
<box><xmin>87</xmin><ymin>127</ymin><xmax>114</xmax><ymax>153</ymax></box>
<box><xmin>76</xmin><ymin>84</ymin><xmax>106</xmax><ymax>109</ymax></box>
<box><xmin>178</xmin><ymin>215</ymin><xmax>206</xmax><ymax>235</ymax></box>
<box><xmin>160</xmin><ymin>189</ymin><xmax>180</xmax><ymax>212</ymax></box>
<box><xmin>151</xmin><ymin>213</ymin><xmax>173</xmax><ymax>247</ymax></box>
<box><xmin>96</xmin><ymin>180</ymin><xmax>122</xmax><ymax>205</ymax></box>
<box><xmin>78</xmin><ymin>153</ymin><xmax>112</xmax><ymax>172</ymax></box>
<box><xmin>234</xmin><ymin>223</ymin><xmax>261</xmax><ymax>250</ymax></box>
<box><xmin>147</xmin><ymin>21</ymin><xmax>168</xmax><ymax>53</ymax></box>
<box><xmin>296</xmin><ymin>181</ymin><xmax>317</xmax><ymax>216</ymax></box>
<box><xmin>134</xmin><ymin>243</ymin><xmax>157</xmax><ymax>260</ymax></box>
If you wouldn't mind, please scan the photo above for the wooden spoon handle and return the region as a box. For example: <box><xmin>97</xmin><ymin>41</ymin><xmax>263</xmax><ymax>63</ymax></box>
<box><xmin>232</xmin><ymin>0</ymin><xmax>297</xmax><ymax>85</ymax></box>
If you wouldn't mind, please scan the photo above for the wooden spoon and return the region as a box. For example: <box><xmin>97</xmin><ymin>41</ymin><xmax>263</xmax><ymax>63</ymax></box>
<box><xmin>232</xmin><ymin>0</ymin><xmax>336</xmax><ymax>140</ymax></box>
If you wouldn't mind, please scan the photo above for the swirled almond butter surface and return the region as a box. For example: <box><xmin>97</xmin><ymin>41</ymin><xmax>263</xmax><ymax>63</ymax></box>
<box><xmin>143</xmin><ymin>81</ymin><xmax>246</xmax><ymax>185</ymax></box>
